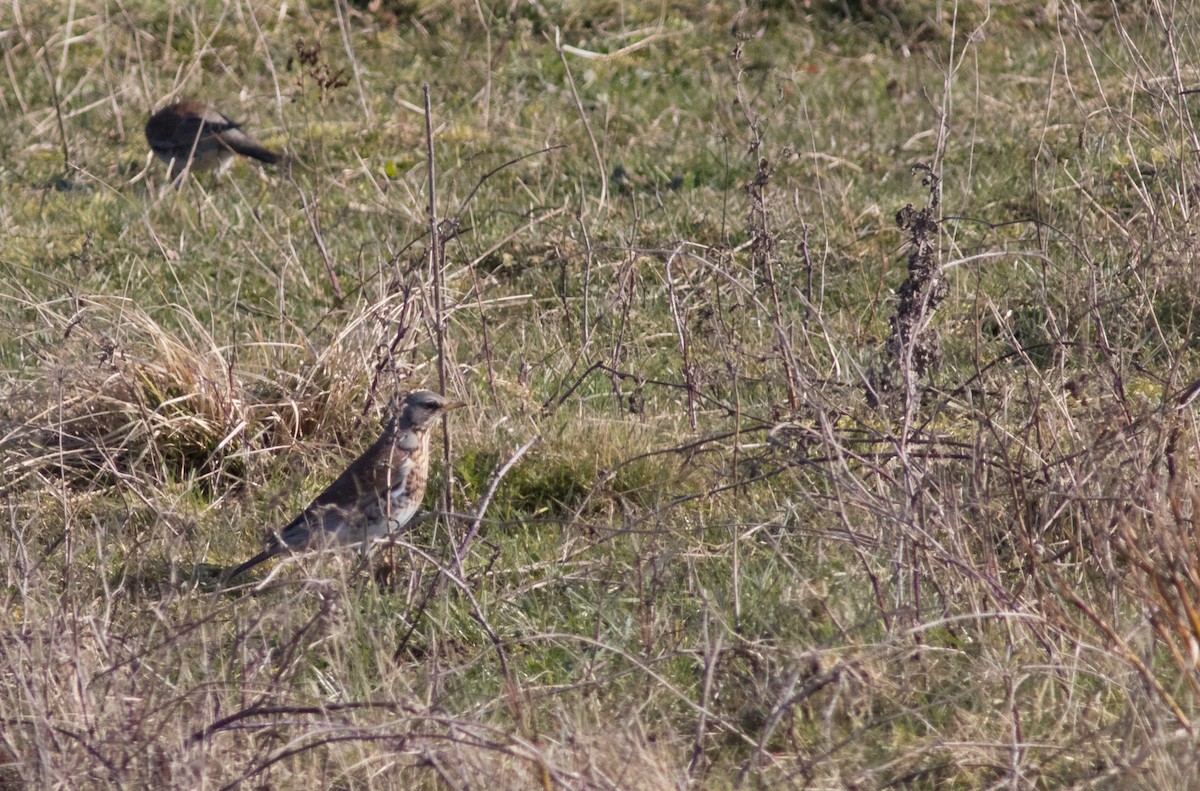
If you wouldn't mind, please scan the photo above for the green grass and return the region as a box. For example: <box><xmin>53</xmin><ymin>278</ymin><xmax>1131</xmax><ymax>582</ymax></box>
<box><xmin>5</xmin><ymin>0</ymin><xmax>1200</xmax><ymax>788</ymax></box>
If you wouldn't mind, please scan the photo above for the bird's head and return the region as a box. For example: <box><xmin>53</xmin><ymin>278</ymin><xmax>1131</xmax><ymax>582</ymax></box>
<box><xmin>393</xmin><ymin>389</ymin><xmax>466</xmax><ymax>431</ymax></box>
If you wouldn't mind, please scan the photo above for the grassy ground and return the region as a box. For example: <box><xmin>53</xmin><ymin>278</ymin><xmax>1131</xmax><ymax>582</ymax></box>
<box><xmin>4</xmin><ymin>0</ymin><xmax>1200</xmax><ymax>787</ymax></box>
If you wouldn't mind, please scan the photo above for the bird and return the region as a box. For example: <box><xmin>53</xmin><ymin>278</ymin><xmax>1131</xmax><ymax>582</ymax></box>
<box><xmin>225</xmin><ymin>390</ymin><xmax>466</xmax><ymax>582</ymax></box>
<box><xmin>144</xmin><ymin>99</ymin><xmax>282</xmax><ymax>179</ymax></box>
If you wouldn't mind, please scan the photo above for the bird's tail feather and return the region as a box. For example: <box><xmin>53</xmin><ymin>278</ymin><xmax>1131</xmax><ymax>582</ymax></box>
<box><xmin>223</xmin><ymin>549</ymin><xmax>277</xmax><ymax>584</ymax></box>
<box><xmin>223</xmin><ymin>131</ymin><xmax>282</xmax><ymax>165</ymax></box>
<box><xmin>231</xmin><ymin>140</ymin><xmax>282</xmax><ymax>165</ymax></box>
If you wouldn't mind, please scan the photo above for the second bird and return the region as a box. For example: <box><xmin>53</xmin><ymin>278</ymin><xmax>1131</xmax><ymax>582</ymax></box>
<box><xmin>145</xmin><ymin>99</ymin><xmax>281</xmax><ymax>179</ymax></box>
<box><xmin>225</xmin><ymin>390</ymin><xmax>466</xmax><ymax>582</ymax></box>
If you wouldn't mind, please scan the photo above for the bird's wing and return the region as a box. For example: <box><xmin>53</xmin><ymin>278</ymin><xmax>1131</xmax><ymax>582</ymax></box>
<box><xmin>275</xmin><ymin>501</ymin><xmax>350</xmax><ymax>550</ymax></box>
<box><xmin>343</xmin><ymin>454</ymin><xmax>415</xmax><ymax>520</ymax></box>
<box><xmin>164</xmin><ymin>113</ymin><xmax>236</xmax><ymax>147</ymax></box>
<box><xmin>193</xmin><ymin>106</ymin><xmax>240</xmax><ymax>133</ymax></box>
<box><xmin>271</xmin><ymin>433</ymin><xmax>415</xmax><ymax>547</ymax></box>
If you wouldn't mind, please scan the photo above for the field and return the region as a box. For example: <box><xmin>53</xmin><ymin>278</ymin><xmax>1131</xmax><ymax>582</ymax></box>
<box><xmin>4</xmin><ymin>1</ymin><xmax>1200</xmax><ymax>788</ymax></box>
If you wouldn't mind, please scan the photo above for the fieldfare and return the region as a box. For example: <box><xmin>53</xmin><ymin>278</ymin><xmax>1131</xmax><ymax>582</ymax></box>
<box><xmin>145</xmin><ymin>99</ymin><xmax>281</xmax><ymax>179</ymax></box>
<box><xmin>225</xmin><ymin>390</ymin><xmax>465</xmax><ymax>581</ymax></box>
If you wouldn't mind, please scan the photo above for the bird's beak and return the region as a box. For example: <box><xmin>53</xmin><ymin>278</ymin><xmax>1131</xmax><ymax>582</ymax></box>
<box><xmin>443</xmin><ymin>400</ymin><xmax>467</xmax><ymax>411</ymax></box>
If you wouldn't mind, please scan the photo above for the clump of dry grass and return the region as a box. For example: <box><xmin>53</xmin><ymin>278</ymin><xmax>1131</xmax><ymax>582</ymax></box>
<box><xmin>2</xmin><ymin>295</ymin><xmax>252</xmax><ymax>495</ymax></box>
<box><xmin>0</xmin><ymin>282</ymin><xmax>433</xmax><ymax>494</ymax></box>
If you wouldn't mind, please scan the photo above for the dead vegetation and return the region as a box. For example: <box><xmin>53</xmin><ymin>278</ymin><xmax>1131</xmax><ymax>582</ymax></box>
<box><xmin>3</xmin><ymin>1</ymin><xmax>1200</xmax><ymax>788</ymax></box>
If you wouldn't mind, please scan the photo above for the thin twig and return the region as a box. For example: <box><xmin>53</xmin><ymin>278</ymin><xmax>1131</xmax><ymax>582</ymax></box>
<box><xmin>688</xmin><ymin>612</ymin><xmax>721</xmax><ymax>778</ymax></box>
<box><xmin>333</xmin><ymin>0</ymin><xmax>371</xmax><ymax>122</ymax></box>
<box><xmin>394</xmin><ymin>437</ymin><xmax>538</xmax><ymax>665</ymax></box>
<box><xmin>456</xmin><ymin>436</ymin><xmax>540</xmax><ymax>562</ymax></box>
<box><xmin>553</xmin><ymin>27</ymin><xmax>607</xmax><ymax>209</ymax></box>
<box><xmin>359</xmin><ymin>286</ymin><xmax>416</xmax><ymax>431</ymax></box>
<box><xmin>578</xmin><ymin>209</ymin><xmax>595</xmax><ymax>350</ymax></box>
<box><xmin>454</xmin><ymin>145</ymin><xmax>566</xmax><ymax>220</ymax></box>
<box><xmin>424</xmin><ymin>84</ymin><xmax>453</xmax><ymax>521</ymax></box>
<box><xmin>664</xmin><ymin>246</ymin><xmax>698</xmax><ymax>429</ymax></box>
<box><xmin>300</xmin><ymin>188</ymin><xmax>344</xmax><ymax>300</ymax></box>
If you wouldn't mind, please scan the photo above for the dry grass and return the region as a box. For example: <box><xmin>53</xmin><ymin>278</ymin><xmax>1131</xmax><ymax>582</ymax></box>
<box><xmin>4</xmin><ymin>0</ymin><xmax>1200</xmax><ymax>788</ymax></box>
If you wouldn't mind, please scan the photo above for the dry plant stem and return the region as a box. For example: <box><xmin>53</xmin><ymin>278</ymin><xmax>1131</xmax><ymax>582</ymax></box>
<box><xmin>455</xmin><ymin>435</ymin><xmax>540</xmax><ymax>563</ymax></box>
<box><xmin>608</xmin><ymin>252</ymin><xmax>637</xmax><ymax>403</ymax></box>
<box><xmin>38</xmin><ymin>41</ymin><xmax>69</xmax><ymax>174</ymax></box>
<box><xmin>884</xmin><ymin>20</ymin><xmax>957</xmax><ymax>639</ymax></box>
<box><xmin>299</xmin><ymin>186</ymin><xmax>344</xmax><ymax>300</ymax></box>
<box><xmin>424</xmin><ymin>83</ymin><xmax>453</xmax><ymax>522</ymax></box>
<box><xmin>453</xmin><ymin>145</ymin><xmax>566</xmax><ymax>219</ymax></box>
<box><xmin>56</xmin><ymin>384</ymin><xmax>71</xmax><ymax>594</ymax></box>
<box><xmin>687</xmin><ymin>611</ymin><xmax>721</xmax><ymax>778</ymax></box>
<box><xmin>733</xmin><ymin>78</ymin><xmax>799</xmax><ymax>410</ymax></box>
<box><xmin>216</xmin><ymin>716</ymin><xmax>552</xmax><ymax>791</ymax></box>
<box><xmin>746</xmin><ymin>663</ymin><xmax>845</xmax><ymax>784</ymax></box>
<box><xmin>664</xmin><ymin>247</ymin><xmax>698</xmax><ymax>429</ymax></box>
<box><xmin>466</xmin><ymin>255</ymin><xmax>499</xmax><ymax>403</ymax></box>
<box><xmin>191</xmin><ymin>701</ymin><xmax>408</xmax><ymax>745</ymax></box>
<box><xmin>758</xmin><ymin>215</ymin><xmax>800</xmax><ymax>413</ymax></box>
<box><xmin>732</xmin><ymin>517</ymin><xmax>742</xmax><ymax>625</ymax></box>
<box><xmin>1005</xmin><ymin>653</ymin><xmax>1026</xmax><ymax>788</ymax></box>
<box><xmin>396</xmin><ymin>439</ymin><xmax>538</xmax><ymax>663</ymax></box>
<box><xmin>737</xmin><ymin>661</ymin><xmax>803</xmax><ymax>786</ymax></box>
<box><xmin>397</xmin><ymin>539</ymin><xmax>523</xmax><ymax>725</ymax></box>
<box><xmin>1045</xmin><ymin>559</ymin><xmax>1190</xmax><ymax>729</ymax></box>
<box><xmin>549</xmin><ymin>359</ymin><xmax>748</xmax><ymax>421</ymax></box>
<box><xmin>360</xmin><ymin>287</ymin><xmax>416</xmax><ymax>428</ymax></box>
<box><xmin>886</xmin><ymin>174</ymin><xmax>947</xmax><ymax>638</ymax></box>
<box><xmin>578</xmin><ymin>210</ymin><xmax>595</xmax><ymax>350</ymax></box>
<box><xmin>544</xmin><ymin>358</ymin><xmax>604</xmax><ymax>411</ymax></box>
<box><xmin>800</xmin><ymin>222</ymin><xmax>813</xmax><ymax>329</ymax></box>
<box><xmin>455</xmin><ymin>205</ymin><xmax>569</xmax><ymax>278</ymax></box>
<box><xmin>333</xmin><ymin>0</ymin><xmax>370</xmax><ymax>122</ymax></box>
<box><xmin>553</xmin><ymin>27</ymin><xmax>607</xmax><ymax>209</ymax></box>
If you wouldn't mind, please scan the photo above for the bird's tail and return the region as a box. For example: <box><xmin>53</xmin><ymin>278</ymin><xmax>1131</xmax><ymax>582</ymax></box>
<box><xmin>222</xmin><ymin>130</ymin><xmax>282</xmax><ymax>165</ymax></box>
<box><xmin>223</xmin><ymin>548</ymin><xmax>277</xmax><ymax>584</ymax></box>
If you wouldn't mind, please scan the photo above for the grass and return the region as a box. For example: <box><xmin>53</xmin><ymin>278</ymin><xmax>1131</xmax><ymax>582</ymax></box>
<box><xmin>5</xmin><ymin>0</ymin><xmax>1200</xmax><ymax>788</ymax></box>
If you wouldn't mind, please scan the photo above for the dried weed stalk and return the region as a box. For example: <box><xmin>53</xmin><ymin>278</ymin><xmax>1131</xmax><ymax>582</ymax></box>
<box><xmin>873</xmin><ymin>164</ymin><xmax>947</xmax><ymax>406</ymax></box>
